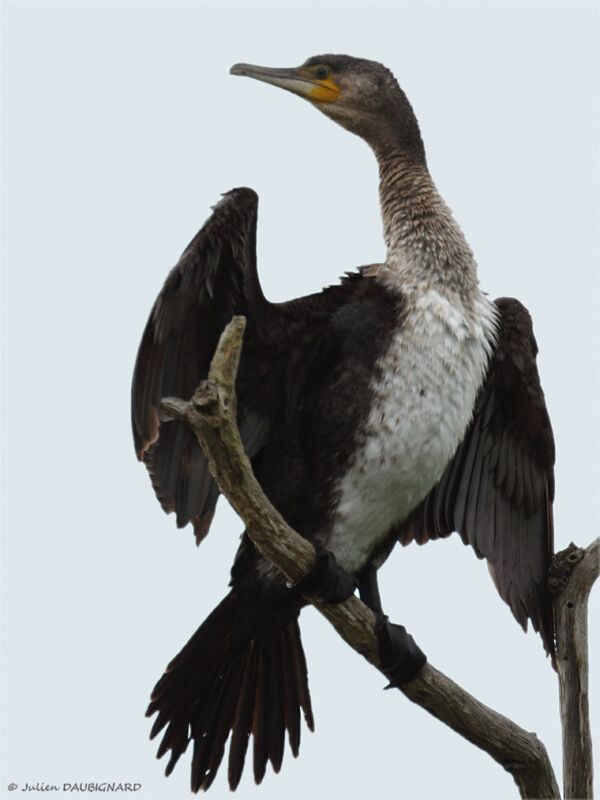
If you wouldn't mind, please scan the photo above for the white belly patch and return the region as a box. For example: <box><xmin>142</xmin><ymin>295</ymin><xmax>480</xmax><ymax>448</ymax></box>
<box><xmin>324</xmin><ymin>287</ymin><xmax>497</xmax><ymax>573</ymax></box>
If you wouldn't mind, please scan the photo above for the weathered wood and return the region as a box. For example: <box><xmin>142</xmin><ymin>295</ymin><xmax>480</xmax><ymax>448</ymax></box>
<box><xmin>161</xmin><ymin>315</ymin><xmax>562</xmax><ymax>800</ymax></box>
<box><xmin>403</xmin><ymin>664</ymin><xmax>560</xmax><ymax>799</ymax></box>
<box><xmin>550</xmin><ymin>538</ymin><xmax>599</xmax><ymax>799</ymax></box>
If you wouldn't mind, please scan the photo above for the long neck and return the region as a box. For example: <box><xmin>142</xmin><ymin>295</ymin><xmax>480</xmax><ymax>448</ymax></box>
<box><xmin>372</xmin><ymin>142</ymin><xmax>479</xmax><ymax>296</ymax></box>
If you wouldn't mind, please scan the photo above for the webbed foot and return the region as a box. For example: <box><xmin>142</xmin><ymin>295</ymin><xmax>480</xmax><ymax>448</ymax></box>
<box><xmin>292</xmin><ymin>545</ymin><xmax>357</xmax><ymax>603</ymax></box>
<box><xmin>375</xmin><ymin>613</ymin><xmax>426</xmax><ymax>687</ymax></box>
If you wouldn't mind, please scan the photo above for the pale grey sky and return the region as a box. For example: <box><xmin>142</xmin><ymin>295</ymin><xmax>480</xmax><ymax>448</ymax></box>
<box><xmin>2</xmin><ymin>2</ymin><xmax>598</xmax><ymax>799</ymax></box>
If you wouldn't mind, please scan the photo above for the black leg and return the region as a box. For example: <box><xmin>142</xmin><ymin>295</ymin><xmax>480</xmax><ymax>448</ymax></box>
<box><xmin>359</xmin><ymin>566</ymin><xmax>426</xmax><ymax>686</ymax></box>
<box><xmin>291</xmin><ymin>544</ymin><xmax>357</xmax><ymax>604</ymax></box>
<box><xmin>358</xmin><ymin>565</ymin><xmax>383</xmax><ymax>613</ymax></box>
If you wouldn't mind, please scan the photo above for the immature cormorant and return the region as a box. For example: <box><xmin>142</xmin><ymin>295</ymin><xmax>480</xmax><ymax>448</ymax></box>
<box><xmin>132</xmin><ymin>55</ymin><xmax>555</xmax><ymax>792</ymax></box>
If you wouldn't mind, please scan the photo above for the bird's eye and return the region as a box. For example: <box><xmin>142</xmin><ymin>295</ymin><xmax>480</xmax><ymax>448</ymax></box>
<box><xmin>315</xmin><ymin>66</ymin><xmax>329</xmax><ymax>80</ymax></box>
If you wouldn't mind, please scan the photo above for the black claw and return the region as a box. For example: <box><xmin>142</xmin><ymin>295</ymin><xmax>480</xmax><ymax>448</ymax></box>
<box><xmin>375</xmin><ymin>614</ymin><xmax>426</xmax><ymax>687</ymax></box>
<box><xmin>291</xmin><ymin>545</ymin><xmax>357</xmax><ymax>604</ymax></box>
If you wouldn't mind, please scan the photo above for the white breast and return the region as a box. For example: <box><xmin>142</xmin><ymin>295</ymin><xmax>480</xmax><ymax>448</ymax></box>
<box><xmin>324</xmin><ymin>287</ymin><xmax>497</xmax><ymax>573</ymax></box>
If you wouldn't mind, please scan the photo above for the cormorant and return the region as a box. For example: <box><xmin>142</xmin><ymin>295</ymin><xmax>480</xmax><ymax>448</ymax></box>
<box><xmin>131</xmin><ymin>55</ymin><xmax>555</xmax><ymax>792</ymax></box>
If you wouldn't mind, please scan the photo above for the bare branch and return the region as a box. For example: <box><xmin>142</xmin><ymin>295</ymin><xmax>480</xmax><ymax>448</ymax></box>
<box><xmin>160</xmin><ymin>316</ymin><xmax>561</xmax><ymax>800</ymax></box>
<box><xmin>550</xmin><ymin>538</ymin><xmax>599</xmax><ymax>799</ymax></box>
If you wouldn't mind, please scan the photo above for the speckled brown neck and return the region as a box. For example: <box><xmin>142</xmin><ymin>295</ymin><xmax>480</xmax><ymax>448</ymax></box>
<box><xmin>371</xmin><ymin>143</ymin><xmax>479</xmax><ymax>298</ymax></box>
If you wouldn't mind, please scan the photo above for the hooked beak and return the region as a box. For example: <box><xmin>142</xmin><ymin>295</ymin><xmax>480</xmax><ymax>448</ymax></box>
<box><xmin>230</xmin><ymin>63</ymin><xmax>340</xmax><ymax>103</ymax></box>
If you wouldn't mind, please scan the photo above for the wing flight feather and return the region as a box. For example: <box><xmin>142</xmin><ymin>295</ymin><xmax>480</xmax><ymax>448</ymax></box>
<box><xmin>131</xmin><ymin>188</ymin><xmax>265</xmax><ymax>541</ymax></box>
<box><xmin>397</xmin><ymin>297</ymin><xmax>556</xmax><ymax>658</ymax></box>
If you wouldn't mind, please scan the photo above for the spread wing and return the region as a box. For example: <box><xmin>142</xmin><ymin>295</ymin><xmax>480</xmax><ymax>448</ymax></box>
<box><xmin>131</xmin><ymin>188</ymin><xmax>269</xmax><ymax>543</ymax></box>
<box><xmin>132</xmin><ymin>187</ymin><xmax>377</xmax><ymax>545</ymax></box>
<box><xmin>398</xmin><ymin>297</ymin><xmax>556</xmax><ymax>658</ymax></box>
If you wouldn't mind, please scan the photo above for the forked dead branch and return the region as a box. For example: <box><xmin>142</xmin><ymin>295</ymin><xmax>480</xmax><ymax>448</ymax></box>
<box><xmin>160</xmin><ymin>316</ymin><xmax>597</xmax><ymax>800</ymax></box>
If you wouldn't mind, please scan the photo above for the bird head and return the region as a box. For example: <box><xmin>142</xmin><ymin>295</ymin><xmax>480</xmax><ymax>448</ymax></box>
<box><xmin>230</xmin><ymin>54</ymin><xmax>425</xmax><ymax>163</ymax></box>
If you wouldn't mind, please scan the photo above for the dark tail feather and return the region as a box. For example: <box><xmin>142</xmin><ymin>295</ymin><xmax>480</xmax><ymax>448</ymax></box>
<box><xmin>146</xmin><ymin>591</ymin><xmax>313</xmax><ymax>792</ymax></box>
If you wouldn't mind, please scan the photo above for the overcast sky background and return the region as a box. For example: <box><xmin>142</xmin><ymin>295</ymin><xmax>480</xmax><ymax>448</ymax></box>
<box><xmin>2</xmin><ymin>2</ymin><xmax>599</xmax><ymax>799</ymax></box>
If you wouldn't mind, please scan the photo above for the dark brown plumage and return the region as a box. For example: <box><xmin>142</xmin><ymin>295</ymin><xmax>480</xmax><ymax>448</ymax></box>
<box><xmin>132</xmin><ymin>55</ymin><xmax>556</xmax><ymax>792</ymax></box>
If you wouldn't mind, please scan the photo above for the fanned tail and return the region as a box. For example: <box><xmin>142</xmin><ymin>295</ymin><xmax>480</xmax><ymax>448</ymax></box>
<box><xmin>146</xmin><ymin>591</ymin><xmax>313</xmax><ymax>791</ymax></box>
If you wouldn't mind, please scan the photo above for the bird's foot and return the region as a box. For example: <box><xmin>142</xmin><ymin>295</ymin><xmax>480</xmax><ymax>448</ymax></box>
<box><xmin>291</xmin><ymin>545</ymin><xmax>357</xmax><ymax>604</ymax></box>
<box><xmin>375</xmin><ymin>613</ymin><xmax>426</xmax><ymax>687</ymax></box>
